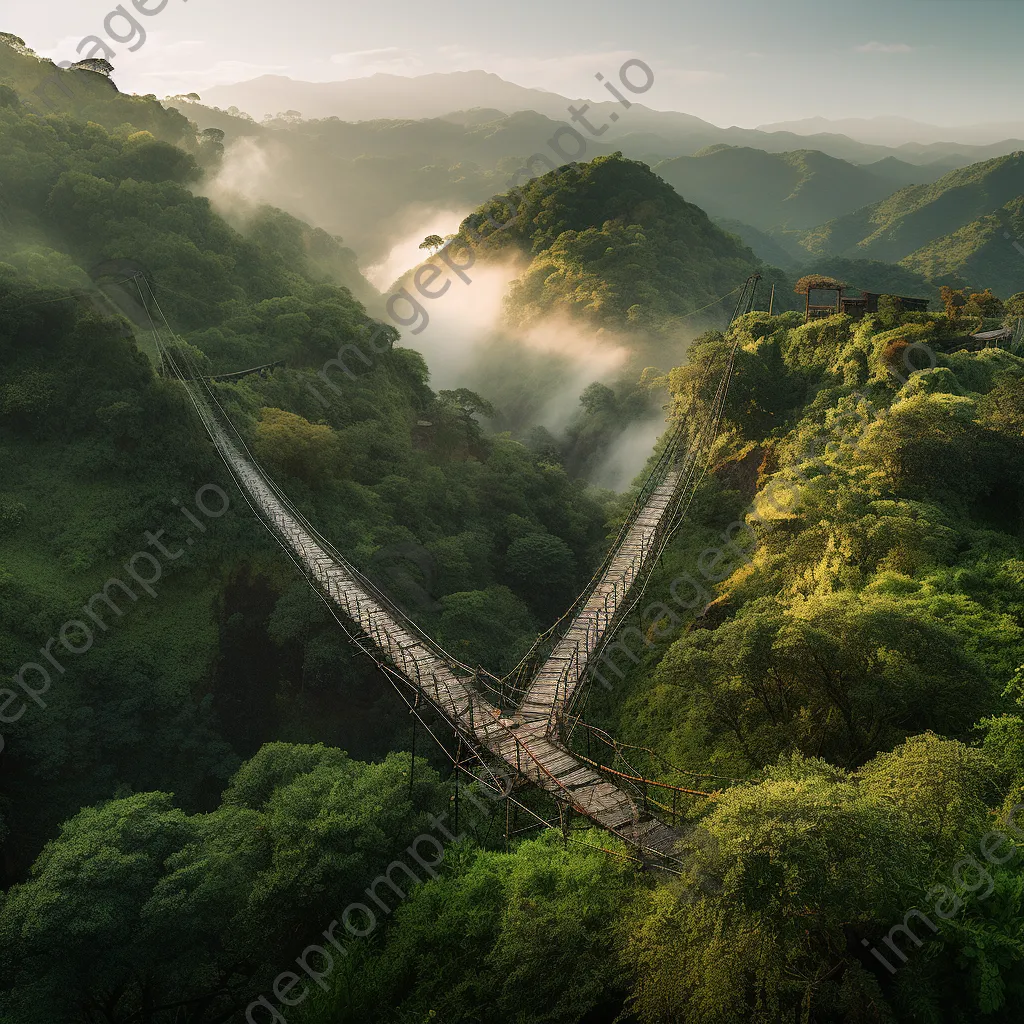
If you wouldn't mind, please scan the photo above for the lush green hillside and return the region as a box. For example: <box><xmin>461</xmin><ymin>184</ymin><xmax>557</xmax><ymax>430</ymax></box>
<box><xmin>715</xmin><ymin>216</ymin><xmax>807</xmax><ymax>269</ymax></box>
<box><xmin>718</xmin><ymin>226</ymin><xmax>938</xmax><ymax>303</ymax></box>
<box><xmin>5</xmin><ymin>28</ymin><xmax>1024</xmax><ymax>1024</ymax></box>
<box><xmin>8</xmin><ymin>303</ymin><xmax>1021</xmax><ymax>1024</ymax></box>
<box><xmin>0</xmin><ymin>84</ymin><xmax>380</xmax><ymax>345</ymax></box>
<box><xmin>654</xmin><ymin>145</ymin><xmax>930</xmax><ymax>231</ymax></box>
<box><xmin>802</xmin><ymin>151</ymin><xmax>1024</xmax><ymax>292</ymax></box>
<box><xmin>901</xmin><ymin>194</ymin><xmax>1024</xmax><ymax>296</ymax></box>
<box><xmin>0</xmin><ymin>76</ymin><xmax>615</xmax><ymax>882</ymax></box>
<box><xmin>862</xmin><ymin>154</ymin><xmax>951</xmax><ymax>189</ymax></box>
<box><xmin>0</xmin><ymin>33</ymin><xmax>192</xmax><ymax>143</ymax></box>
<box><xmin>451</xmin><ymin>153</ymin><xmax>793</xmax><ymax>333</ymax></box>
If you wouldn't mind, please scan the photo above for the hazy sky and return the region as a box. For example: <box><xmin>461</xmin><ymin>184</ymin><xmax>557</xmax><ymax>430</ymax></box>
<box><xmin>7</xmin><ymin>0</ymin><xmax>1024</xmax><ymax>127</ymax></box>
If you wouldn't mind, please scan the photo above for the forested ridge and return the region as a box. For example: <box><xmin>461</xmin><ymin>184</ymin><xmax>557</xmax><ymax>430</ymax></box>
<box><xmin>801</xmin><ymin>152</ymin><xmax>1024</xmax><ymax>295</ymax></box>
<box><xmin>654</xmin><ymin>145</ymin><xmax>935</xmax><ymax>232</ymax></box>
<box><xmin>1</xmin><ymin>34</ymin><xmax>1024</xmax><ymax>1024</ymax></box>
<box><xmin>445</xmin><ymin>152</ymin><xmax>794</xmax><ymax>335</ymax></box>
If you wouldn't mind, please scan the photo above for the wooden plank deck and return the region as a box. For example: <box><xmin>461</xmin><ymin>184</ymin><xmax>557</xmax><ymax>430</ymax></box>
<box><xmin>186</xmin><ymin>380</ymin><xmax>684</xmax><ymax>864</ymax></box>
<box><xmin>519</xmin><ymin>469</ymin><xmax>684</xmax><ymax>721</ymax></box>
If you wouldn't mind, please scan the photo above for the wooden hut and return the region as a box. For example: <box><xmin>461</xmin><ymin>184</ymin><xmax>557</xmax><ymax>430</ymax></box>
<box><xmin>795</xmin><ymin>275</ymin><xmax>845</xmax><ymax>322</ymax></box>
<box><xmin>840</xmin><ymin>291</ymin><xmax>930</xmax><ymax>319</ymax></box>
<box><xmin>796</xmin><ymin>276</ymin><xmax>931</xmax><ymax>323</ymax></box>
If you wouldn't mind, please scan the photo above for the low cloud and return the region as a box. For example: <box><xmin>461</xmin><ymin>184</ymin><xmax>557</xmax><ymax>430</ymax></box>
<box><xmin>364</xmin><ymin>208</ymin><xmax>471</xmax><ymax>292</ymax></box>
<box><xmin>329</xmin><ymin>46</ymin><xmax>425</xmax><ymax>76</ymax></box>
<box><xmin>854</xmin><ymin>41</ymin><xmax>913</xmax><ymax>53</ymax></box>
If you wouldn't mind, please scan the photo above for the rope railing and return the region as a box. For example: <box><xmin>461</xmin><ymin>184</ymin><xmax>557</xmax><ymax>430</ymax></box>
<box><xmin>123</xmin><ymin>269</ymin><xmax>762</xmax><ymax>866</ymax></box>
<box><xmin>513</xmin><ymin>328</ymin><xmax>754</xmax><ymax>731</ymax></box>
<box><xmin>208</xmin><ymin>359</ymin><xmax>286</xmax><ymax>382</ymax></box>
<box><xmin>153</xmin><ymin>316</ymin><xmax>646</xmax><ymax>836</ymax></box>
<box><xmin>566</xmin><ymin>720</ymin><xmax>750</xmax><ymax>785</ymax></box>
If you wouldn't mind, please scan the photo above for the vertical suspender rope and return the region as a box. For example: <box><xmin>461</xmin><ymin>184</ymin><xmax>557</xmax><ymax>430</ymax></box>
<box><xmin>409</xmin><ymin>698</ymin><xmax>417</xmax><ymax>798</ymax></box>
<box><xmin>454</xmin><ymin>737</ymin><xmax>462</xmax><ymax>836</ymax></box>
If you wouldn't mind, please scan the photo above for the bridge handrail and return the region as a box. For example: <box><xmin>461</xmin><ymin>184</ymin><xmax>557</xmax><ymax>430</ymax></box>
<box><xmin>165</xmin><ymin>351</ymin><xmax>636</xmax><ymax>826</ymax></box>
<box><xmin>502</xmin><ymin>276</ymin><xmax>760</xmax><ymax>695</ymax></box>
<box><xmin>540</xmin><ymin>317</ymin><xmax>748</xmax><ymax>729</ymax></box>
<box><xmin>133</xmin><ymin>271</ymin><xmax>763</xmax><ymax>862</ymax></box>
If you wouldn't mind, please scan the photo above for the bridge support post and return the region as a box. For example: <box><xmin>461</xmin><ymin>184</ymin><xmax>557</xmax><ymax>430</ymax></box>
<box><xmin>559</xmin><ymin>801</ymin><xmax>573</xmax><ymax>843</ymax></box>
<box><xmin>409</xmin><ymin>702</ymin><xmax>417</xmax><ymax>798</ymax></box>
<box><xmin>454</xmin><ymin>739</ymin><xmax>461</xmax><ymax>836</ymax></box>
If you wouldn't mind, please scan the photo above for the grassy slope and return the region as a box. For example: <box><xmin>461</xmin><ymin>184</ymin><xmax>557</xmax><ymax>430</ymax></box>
<box><xmin>654</xmin><ymin>146</ymin><xmax>912</xmax><ymax>231</ymax></box>
<box><xmin>901</xmin><ymin>195</ymin><xmax>1024</xmax><ymax>294</ymax></box>
<box><xmin>801</xmin><ymin>151</ymin><xmax>1024</xmax><ymax>274</ymax></box>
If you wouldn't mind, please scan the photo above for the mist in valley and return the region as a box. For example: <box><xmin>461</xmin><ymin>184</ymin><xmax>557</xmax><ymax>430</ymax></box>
<box><xmin>199</xmin><ymin>133</ymin><xmax>695</xmax><ymax>495</ymax></box>
<box><xmin>364</xmin><ymin>207</ymin><xmax>473</xmax><ymax>292</ymax></box>
<box><xmin>374</xmin><ymin>229</ymin><xmax>685</xmax><ymax>490</ymax></box>
<box><xmin>198</xmin><ymin>124</ymin><xmax>500</xmax><ymax>267</ymax></box>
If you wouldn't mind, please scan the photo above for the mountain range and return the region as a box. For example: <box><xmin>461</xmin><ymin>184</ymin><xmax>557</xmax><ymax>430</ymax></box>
<box><xmin>7</xmin><ymin>34</ymin><xmax>1018</xmax><ymax>305</ymax></box>
<box><xmin>757</xmin><ymin>115</ymin><xmax>1024</xmax><ymax>147</ymax></box>
<box><xmin>200</xmin><ymin>71</ymin><xmax>1024</xmax><ymax>170</ymax></box>
<box><xmin>801</xmin><ymin>151</ymin><xmax>1024</xmax><ymax>293</ymax></box>
<box><xmin>190</xmin><ymin>67</ymin><xmax>1024</xmax><ymax>300</ymax></box>
<box><xmin>653</xmin><ymin>145</ymin><xmax>947</xmax><ymax>232</ymax></box>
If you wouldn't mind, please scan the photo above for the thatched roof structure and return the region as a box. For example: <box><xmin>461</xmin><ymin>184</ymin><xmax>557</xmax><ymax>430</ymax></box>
<box><xmin>794</xmin><ymin>274</ymin><xmax>845</xmax><ymax>295</ymax></box>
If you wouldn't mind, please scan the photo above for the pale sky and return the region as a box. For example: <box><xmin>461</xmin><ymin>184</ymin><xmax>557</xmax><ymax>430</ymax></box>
<box><xmin>5</xmin><ymin>0</ymin><xmax>1024</xmax><ymax>127</ymax></box>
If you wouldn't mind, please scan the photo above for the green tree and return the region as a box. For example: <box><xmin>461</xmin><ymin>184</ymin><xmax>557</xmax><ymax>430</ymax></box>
<box><xmin>656</xmin><ymin>591</ymin><xmax>995</xmax><ymax>768</ymax></box>
<box><xmin>0</xmin><ymin>744</ymin><xmax>446</xmax><ymax>1024</ymax></box>
<box><xmin>300</xmin><ymin>833</ymin><xmax>638</xmax><ymax>1024</ymax></box>
<box><xmin>435</xmin><ymin>586</ymin><xmax>536</xmax><ymax>673</ymax></box>
<box><xmin>503</xmin><ymin>531</ymin><xmax>577</xmax><ymax>616</ymax></box>
<box><xmin>1004</xmin><ymin>291</ymin><xmax>1024</xmax><ymax>321</ymax></box>
<box><xmin>253</xmin><ymin>407</ymin><xmax>343</xmax><ymax>486</ymax></box>
<box><xmin>579</xmin><ymin>381</ymin><xmax>616</xmax><ymax>415</ymax></box>
<box><xmin>627</xmin><ymin>756</ymin><xmax>928</xmax><ymax>1024</ymax></box>
<box><xmin>964</xmin><ymin>288</ymin><xmax>1005</xmax><ymax>319</ymax></box>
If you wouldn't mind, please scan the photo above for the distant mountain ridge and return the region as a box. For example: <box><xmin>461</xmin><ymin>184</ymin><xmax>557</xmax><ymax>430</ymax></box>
<box><xmin>653</xmin><ymin>146</ymin><xmax>948</xmax><ymax>232</ymax></box>
<box><xmin>174</xmin><ymin>101</ymin><xmax>622</xmax><ymax>262</ymax></box>
<box><xmin>200</xmin><ymin>71</ymin><xmax>1024</xmax><ymax>169</ymax></box>
<box><xmin>757</xmin><ymin>114</ymin><xmax>1024</xmax><ymax>147</ymax></box>
<box><xmin>801</xmin><ymin>151</ymin><xmax>1024</xmax><ymax>294</ymax></box>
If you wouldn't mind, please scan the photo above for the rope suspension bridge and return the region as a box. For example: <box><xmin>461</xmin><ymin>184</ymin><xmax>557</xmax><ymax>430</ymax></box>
<box><xmin>129</xmin><ymin>272</ymin><xmax>761</xmax><ymax>870</ymax></box>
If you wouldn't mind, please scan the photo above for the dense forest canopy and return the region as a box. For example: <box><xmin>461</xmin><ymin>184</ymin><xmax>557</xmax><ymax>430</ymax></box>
<box><xmin>801</xmin><ymin>152</ymin><xmax>1024</xmax><ymax>295</ymax></box>
<box><xmin>446</xmin><ymin>153</ymin><xmax>785</xmax><ymax>333</ymax></box>
<box><xmin>1</xmin><ymin>27</ymin><xmax>1024</xmax><ymax>1024</ymax></box>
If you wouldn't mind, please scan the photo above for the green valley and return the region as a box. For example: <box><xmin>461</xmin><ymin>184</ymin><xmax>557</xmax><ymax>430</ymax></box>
<box><xmin>2</xmin><ymin>15</ymin><xmax>1024</xmax><ymax>1024</ymax></box>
